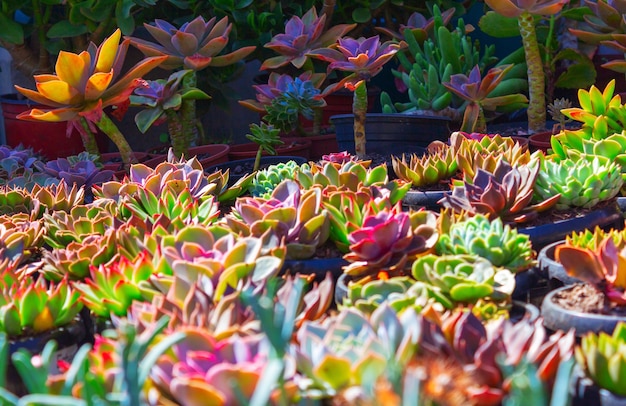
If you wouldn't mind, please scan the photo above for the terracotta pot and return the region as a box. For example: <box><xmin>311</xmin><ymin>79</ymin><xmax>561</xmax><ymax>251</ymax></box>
<box><xmin>186</xmin><ymin>144</ymin><xmax>230</xmax><ymax>167</ymax></box>
<box><xmin>228</xmin><ymin>138</ymin><xmax>312</xmax><ymax>161</ymax></box>
<box><xmin>307</xmin><ymin>133</ymin><xmax>339</xmax><ymax>160</ymax></box>
<box><xmin>1</xmin><ymin>94</ymin><xmax>108</xmax><ymax>159</ymax></box>
<box><xmin>528</xmin><ymin>131</ymin><xmax>554</xmax><ymax>153</ymax></box>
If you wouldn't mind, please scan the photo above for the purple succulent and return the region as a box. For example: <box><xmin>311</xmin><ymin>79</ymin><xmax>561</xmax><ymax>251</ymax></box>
<box><xmin>261</xmin><ymin>7</ymin><xmax>356</xmax><ymax>70</ymax></box>
<box><xmin>39</xmin><ymin>158</ymin><xmax>114</xmax><ymax>190</ymax></box>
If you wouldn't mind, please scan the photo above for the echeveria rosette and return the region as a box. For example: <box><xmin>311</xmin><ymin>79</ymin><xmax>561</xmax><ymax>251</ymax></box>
<box><xmin>262</xmin><ymin>7</ymin><xmax>356</xmax><ymax>70</ymax></box>
<box><xmin>439</xmin><ymin>159</ymin><xmax>560</xmax><ymax>224</ymax></box>
<box><xmin>569</xmin><ymin>0</ymin><xmax>626</xmax><ymax>45</ymax></box>
<box><xmin>72</xmin><ymin>251</ymin><xmax>166</xmax><ymax>318</ymax></box>
<box><xmin>342</xmin><ymin>209</ymin><xmax>439</xmax><ymax>279</ymax></box>
<box><xmin>436</xmin><ymin>214</ymin><xmax>534</xmax><ymax>273</ymax></box>
<box><xmin>297</xmin><ymin>160</ymin><xmax>397</xmax><ymax>192</ymax></box>
<box><xmin>567</xmin><ymin>226</ymin><xmax>626</xmax><ymax>252</ymax></box>
<box><xmin>392</xmin><ymin>146</ymin><xmax>459</xmax><ymax>188</ymax></box>
<box><xmin>557</xmin><ymin>237</ymin><xmax>626</xmax><ymax>305</ymax></box>
<box><xmin>295</xmin><ymin>305</ymin><xmax>420</xmax><ymax>396</ymax></box>
<box><xmin>443</xmin><ymin>64</ymin><xmax>528</xmax><ymax>133</ymax></box>
<box><xmin>161</xmin><ymin>225</ymin><xmax>286</xmax><ymax>300</ymax></box>
<box><xmin>14</xmin><ymin>29</ymin><xmax>166</xmax><ymax>166</ymax></box>
<box><xmin>534</xmin><ymin>156</ymin><xmax>623</xmax><ymax>210</ymax></box>
<box><xmin>38</xmin><ymin>157</ymin><xmax>114</xmax><ymax>191</ymax></box>
<box><xmin>0</xmin><ymin>273</ymin><xmax>82</xmax><ymax>336</ymax></box>
<box><xmin>151</xmin><ymin>330</ymin><xmax>296</xmax><ymax>405</ymax></box>
<box><xmin>308</xmin><ymin>36</ymin><xmax>405</xmax><ymax>156</ymax></box>
<box><xmin>250</xmin><ymin>161</ymin><xmax>305</xmax><ymax>199</ymax></box>
<box><xmin>483</xmin><ymin>0</ymin><xmax>568</xmax><ymax>132</ymax></box>
<box><xmin>375</xmin><ymin>8</ymin><xmax>456</xmax><ymax>43</ymax></box>
<box><xmin>42</xmin><ymin>203</ymin><xmax>117</xmax><ymax>249</ymax></box>
<box><xmin>576</xmin><ymin>322</ymin><xmax>626</xmax><ymax>397</ymax></box>
<box><xmin>227</xmin><ymin>180</ymin><xmax>330</xmax><ymax>260</ymax></box>
<box><xmin>412</xmin><ymin>254</ymin><xmax>516</xmax><ymax>308</ymax></box>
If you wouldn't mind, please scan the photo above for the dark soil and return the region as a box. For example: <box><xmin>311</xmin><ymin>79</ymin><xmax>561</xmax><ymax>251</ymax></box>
<box><xmin>521</xmin><ymin>197</ymin><xmax>617</xmax><ymax>228</ymax></box>
<box><xmin>313</xmin><ymin>241</ymin><xmax>344</xmax><ymax>259</ymax></box>
<box><xmin>552</xmin><ymin>283</ymin><xmax>626</xmax><ymax>316</ymax></box>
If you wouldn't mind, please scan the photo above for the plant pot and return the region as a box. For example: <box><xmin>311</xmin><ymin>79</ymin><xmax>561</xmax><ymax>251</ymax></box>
<box><xmin>570</xmin><ymin>363</ymin><xmax>626</xmax><ymax>406</ymax></box>
<box><xmin>537</xmin><ymin>240</ymin><xmax>582</xmax><ymax>287</ymax></box>
<box><xmin>517</xmin><ymin>201</ymin><xmax>623</xmax><ymax>251</ymax></box>
<box><xmin>307</xmin><ymin>133</ymin><xmax>339</xmax><ymax>160</ymax></box>
<box><xmin>281</xmin><ymin>257</ymin><xmax>347</xmax><ymax>283</ymax></box>
<box><xmin>528</xmin><ymin>131</ymin><xmax>554</xmax><ymax>153</ymax></box>
<box><xmin>228</xmin><ymin>138</ymin><xmax>312</xmax><ymax>161</ymax></box>
<box><xmin>541</xmin><ymin>285</ymin><xmax>626</xmax><ymax>336</ymax></box>
<box><xmin>330</xmin><ymin>113</ymin><xmax>449</xmax><ymax>156</ymax></box>
<box><xmin>401</xmin><ymin>189</ymin><xmax>450</xmax><ymax>211</ymax></box>
<box><xmin>1</xmin><ymin>94</ymin><xmax>108</xmax><ymax>160</ymax></box>
<box><xmin>512</xmin><ymin>268</ymin><xmax>541</xmax><ymax>301</ymax></box>
<box><xmin>100</xmin><ymin>151</ymin><xmax>149</xmax><ymax>178</ymax></box>
<box><xmin>205</xmin><ymin>156</ymin><xmax>308</xmax><ymax>188</ymax></box>
<box><xmin>186</xmin><ymin>144</ymin><xmax>230</xmax><ymax>168</ymax></box>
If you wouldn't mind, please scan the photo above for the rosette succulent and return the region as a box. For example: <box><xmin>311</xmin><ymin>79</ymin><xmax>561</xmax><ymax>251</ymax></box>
<box><xmin>0</xmin><ymin>273</ymin><xmax>82</xmax><ymax>336</ymax></box>
<box><xmin>42</xmin><ymin>202</ymin><xmax>117</xmax><ymax>249</ymax></box>
<box><xmin>534</xmin><ymin>156</ymin><xmax>623</xmax><ymax>210</ymax></box>
<box><xmin>227</xmin><ymin>180</ymin><xmax>329</xmax><ymax>260</ymax></box>
<box><xmin>557</xmin><ymin>237</ymin><xmax>626</xmax><ymax>305</ymax></box>
<box><xmin>0</xmin><ymin>146</ymin><xmax>42</xmax><ymax>181</ymax></box>
<box><xmin>151</xmin><ymin>330</ymin><xmax>295</xmax><ymax>405</ymax></box>
<box><xmin>439</xmin><ymin>159</ymin><xmax>560</xmax><ymax>224</ymax></box>
<box><xmin>342</xmin><ymin>209</ymin><xmax>438</xmax><ymax>279</ymax></box>
<box><xmin>412</xmin><ymin>254</ymin><xmax>516</xmax><ymax>308</ymax></box>
<box><xmin>576</xmin><ymin>322</ymin><xmax>626</xmax><ymax>397</ymax></box>
<box><xmin>250</xmin><ymin>160</ymin><xmax>304</xmax><ymax>199</ymax></box>
<box><xmin>296</xmin><ymin>305</ymin><xmax>420</xmax><ymax>396</ymax></box>
<box><xmin>161</xmin><ymin>225</ymin><xmax>286</xmax><ymax>300</ymax></box>
<box><xmin>436</xmin><ymin>214</ymin><xmax>534</xmax><ymax>272</ymax></box>
<box><xmin>566</xmin><ymin>226</ymin><xmax>626</xmax><ymax>251</ymax></box>
<box><xmin>38</xmin><ymin>156</ymin><xmax>114</xmax><ymax>191</ymax></box>
<box><xmin>392</xmin><ymin>145</ymin><xmax>459</xmax><ymax>188</ymax></box>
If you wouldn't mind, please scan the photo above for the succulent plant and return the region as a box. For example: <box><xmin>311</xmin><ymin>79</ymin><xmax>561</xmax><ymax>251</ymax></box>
<box><xmin>376</xmin><ymin>8</ymin><xmax>456</xmax><ymax>44</ymax></box>
<box><xmin>41</xmin><ymin>230</ymin><xmax>119</xmax><ymax>281</ymax></box>
<box><xmin>297</xmin><ymin>160</ymin><xmax>403</xmax><ymax>193</ymax></box>
<box><xmin>161</xmin><ymin>225</ymin><xmax>286</xmax><ymax>300</ymax></box>
<box><xmin>534</xmin><ymin>155</ymin><xmax>623</xmax><ymax>210</ymax></box>
<box><xmin>205</xmin><ymin>168</ymin><xmax>255</xmax><ymax>203</ymax></box>
<box><xmin>343</xmin><ymin>209</ymin><xmax>439</xmax><ymax>279</ymax></box>
<box><xmin>73</xmin><ymin>251</ymin><xmax>167</xmax><ymax>318</ymax></box>
<box><xmin>569</xmin><ymin>0</ymin><xmax>626</xmax><ymax>45</ymax></box>
<box><xmin>0</xmin><ymin>273</ymin><xmax>82</xmax><ymax>336</ymax></box>
<box><xmin>439</xmin><ymin>159</ymin><xmax>560</xmax><ymax>224</ymax></box>
<box><xmin>296</xmin><ymin>305</ymin><xmax>420</xmax><ymax>396</ymax></box>
<box><xmin>576</xmin><ymin>321</ymin><xmax>626</xmax><ymax>396</ymax></box>
<box><xmin>566</xmin><ymin>226</ymin><xmax>626</xmax><ymax>251</ymax></box>
<box><xmin>443</xmin><ymin>64</ymin><xmax>528</xmax><ymax>133</ymax></box>
<box><xmin>42</xmin><ymin>202</ymin><xmax>117</xmax><ymax>249</ymax></box>
<box><xmin>227</xmin><ymin>180</ymin><xmax>329</xmax><ymax>260</ymax></box>
<box><xmin>31</xmin><ymin>181</ymin><xmax>86</xmax><ymax>215</ymax></box>
<box><xmin>321</xmin><ymin>151</ymin><xmax>357</xmax><ymax>164</ymax></box>
<box><xmin>436</xmin><ymin>214</ymin><xmax>534</xmax><ymax>272</ymax></box>
<box><xmin>151</xmin><ymin>330</ymin><xmax>295</xmax><ymax>405</ymax></box>
<box><xmin>245</xmin><ymin>122</ymin><xmax>284</xmax><ymax>172</ymax></box>
<box><xmin>0</xmin><ymin>145</ymin><xmax>43</xmax><ymax>181</ymax></box>
<box><xmin>412</xmin><ymin>254</ymin><xmax>516</xmax><ymax>308</ymax></box>
<box><xmin>392</xmin><ymin>144</ymin><xmax>459</xmax><ymax>188</ymax></box>
<box><xmin>0</xmin><ymin>169</ymin><xmax>58</xmax><ymax>191</ymax></box>
<box><xmin>308</xmin><ymin>35</ymin><xmax>405</xmax><ymax>156</ymax></box>
<box><xmin>37</xmin><ymin>156</ymin><xmax>114</xmax><ymax>191</ymax></box>
<box><xmin>557</xmin><ymin>237</ymin><xmax>626</xmax><ymax>305</ymax></box>
<box><xmin>261</xmin><ymin>6</ymin><xmax>356</xmax><ymax>70</ymax></box>
<box><xmin>15</xmin><ymin>29</ymin><xmax>166</xmax><ymax>166</ymax></box>
<box><xmin>250</xmin><ymin>160</ymin><xmax>305</xmax><ymax>198</ymax></box>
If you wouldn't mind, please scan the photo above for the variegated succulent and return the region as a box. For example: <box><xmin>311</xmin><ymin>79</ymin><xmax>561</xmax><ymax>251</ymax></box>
<box><xmin>436</xmin><ymin>214</ymin><xmax>534</xmax><ymax>272</ymax></box>
<box><xmin>392</xmin><ymin>144</ymin><xmax>458</xmax><ymax>188</ymax></box>
<box><xmin>534</xmin><ymin>155</ymin><xmax>623</xmax><ymax>209</ymax></box>
<box><xmin>227</xmin><ymin>180</ymin><xmax>329</xmax><ymax>260</ymax></box>
<box><xmin>343</xmin><ymin>209</ymin><xmax>439</xmax><ymax>279</ymax></box>
<box><xmin>160</xmin><ymin>225</ymin><xmax>286</xmax><ymax>300</ymax></box>
<box><xmin>412</xmin><ymin>254</ymin><xmax>516</xmax><ymax>308</ymax></box>
<box><xmin>439</xmin><ymin>159</ymin><xmax>560</xmax><ymax>224</ymax></box>
<box><xmin>296</xmin><ymin>305</ymin><xmax>420</xmax><ymax>396</ymax></box>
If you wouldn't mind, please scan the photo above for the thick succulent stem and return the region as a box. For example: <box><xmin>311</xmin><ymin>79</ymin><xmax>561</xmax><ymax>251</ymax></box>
<box><xmin>179</xmin><ymin>72</ymin><xmax>198</xmax><ymax>154</ymax></box>
<box><xmin>165</xmin><ymin>109</ymin><xmax>185</xmax><ymax>158</ymax></box>
<box><xmin>253</xmin><ymin>147</ymin><xmax>263</xmax><ymax>172</ymax></box>
<box><xmin>518</xmin><ymin>11</ymin><xmax>546</xmax><ymax>133</ymax></box>
<box><xmin>95</xmin><ymin>113</ymin><xmax>136</xmax><ymax>167</ymax></box>
<box><xmin>78</xmin><ymin>117</ymin><xmax>101</xmax><ymax>157</ymax></box>
<box><xmin>32</xmin><ymin>0</ymin><xmax>51</xmax><ymax>73</ymax></box>
<box><xmin>353</xmin><ymin>81</ymin><xmax>367</xmax><ymax>157</ymax></box>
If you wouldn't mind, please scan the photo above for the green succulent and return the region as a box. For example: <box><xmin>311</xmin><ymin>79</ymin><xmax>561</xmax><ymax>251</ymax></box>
<box><xmin>297</xmin><ymin>160</ymin><xmax>395</xmax><ymax>191</ymax></box>
<box><xmin>250</xmin><ymin>160</ymin><xmax>305</xmax><ymax>198</ymax></box>
<box><xmin>576</xmin><ymin>322</ymin><xmax>626</xmax><ymax>397</ymax></box>
<box><xmin>436</xmin><ymin>214</ymin><xmax>534</xmax><ymax>272</ymax></box>
<box><xmin>43</xmin><ymin>202</ymin><xmax>117</xmax><ymax>249</ymax></box>
<box><xmin>534</xmin><ymin>156</ymin><xmax>623</xmax><ymax>210</ymax></box>
<box><xmin>392</xmin><ymin>145</ymin><xmax>458</xmax><ymax>188</ymax></box>
<box><xmin>412</xmin><ymin>254</ymin><xmax>515</xmax><ymax>308</ymax></box>
<box><xmin>246</xmin><ymin>122</ymin><xmax>284</xmax><ymax>172</ymax></box>
<box><xmin>566</xmin><ymin>226</ymin><xmax>626</xmax><ymax>251</ymax></box>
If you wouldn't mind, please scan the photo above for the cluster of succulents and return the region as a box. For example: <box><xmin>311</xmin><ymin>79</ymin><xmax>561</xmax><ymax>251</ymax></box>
<box><xmin>250</xmin><ymin>160</ymin><xmax>305</xmax><ymax>198</ymax></box>
<box><xmin>436</xmin><ymin>214</ymin><xmax>534</xmax><ymax>272</ymax></box>
<box><xmin>391</xmin><ymin>143</ymin><xmax>459</xmax><ymax>188</ymax></box>
<box><xmin>566</xmin><ymin>226</ymin><xmax>626</xmax><ymax>251</ymax></box>
<box><xmin>534</xmin><ymin>155</ymin><xmax>623</xmax><ymax>209</ymax></box>
<box><xmin>37</xmin><ymin>155</ymin><xmax>114</xmax><ymax>192</ymax></box>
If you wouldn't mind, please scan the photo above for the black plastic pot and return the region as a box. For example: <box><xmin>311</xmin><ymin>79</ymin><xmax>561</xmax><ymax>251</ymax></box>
<box><xmin>281</xmin><ymin>257</ymin><xmax>347</xmax><ymax>283</ymax></box>
<box><xmin>401</xmin><ymin>189</ymin><xmax>449</xmax><ymax>211</ymax></box>
<box><xmin>542</xmin><ymin>285</ymin><xmax>625</xmax><ymax>336</ymax></box>
<box><xmin>537</xmin><ymin>240</ymin><xmax>582</xmax><ymax>287</ymax></box>
<box><xmin>571</xmin><ymin>364</ymin><xmax>626</xmax><ymax>406</ymax></box>
<box><xmin>512</xmin><ymin>268</ymin><xmax>541</xmax><ymax>300</ymax></box>
<box><xmin>518</xmin><ymin>202</ymin><xmax>623</xmax><ymax>251</ymax></box>
<box><xmin>205</xmin><ymin>156</ymin><xmax>307</xmax><ymax>187</ymax></box>
<box><xmin>330</xmin><ymin>113</ymin><xmax>448</xmax><ymax>156</ymax></box>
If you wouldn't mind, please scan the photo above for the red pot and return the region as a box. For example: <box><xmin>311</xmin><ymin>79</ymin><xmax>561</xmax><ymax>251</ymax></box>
<box><xmin>528</xmin><ymin>131</ymin><xmax>554</xmax><ymax>153</ymax></box>
<box><xmin>186</xmin><ymin>144</ymin><xmax>230</xmax><ymax>167</ymax></box>
<box><xmin>1</xmin><ymin>95</ymin><xmax>107</xmax><ymax>160</ymax></box>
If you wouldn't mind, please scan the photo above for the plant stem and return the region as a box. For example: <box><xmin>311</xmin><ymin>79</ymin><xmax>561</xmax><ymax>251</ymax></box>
<box><xmin>518</xmin><ymin>11</ymin><xmax>546</xmax><ymax>133</ymax></box>
<box><xmin>95</xmin><ymin>113</ymin><xmax>136</xmax><ymax>167</ymax></box>
<box><xmin>165</xmin><ymin>109</ymin><xmax>185</xmax><ymax>158</ymax></box>
<box><xmin>78</xmin><ymin>117</ymin><xmax>101</xmax><ymax>157</ymax></box>
<box><xmin>353</xmin><ymin>81</ymin><xmax>367</xmax><ymax>157</ymax></box>
<box><xmin>254</xmin><ymin>147</ymin><xmax>262</xmax><ymax>172</ymax></box>
<box><xmin>180</xmin><ymin>71</ymin><xmax>198</xmax><ymax>154</ymax></box>
<box><xmin>31</xmin><ymin>0</ymin><xmax>51</xmax><ymax>73</ymax></box>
